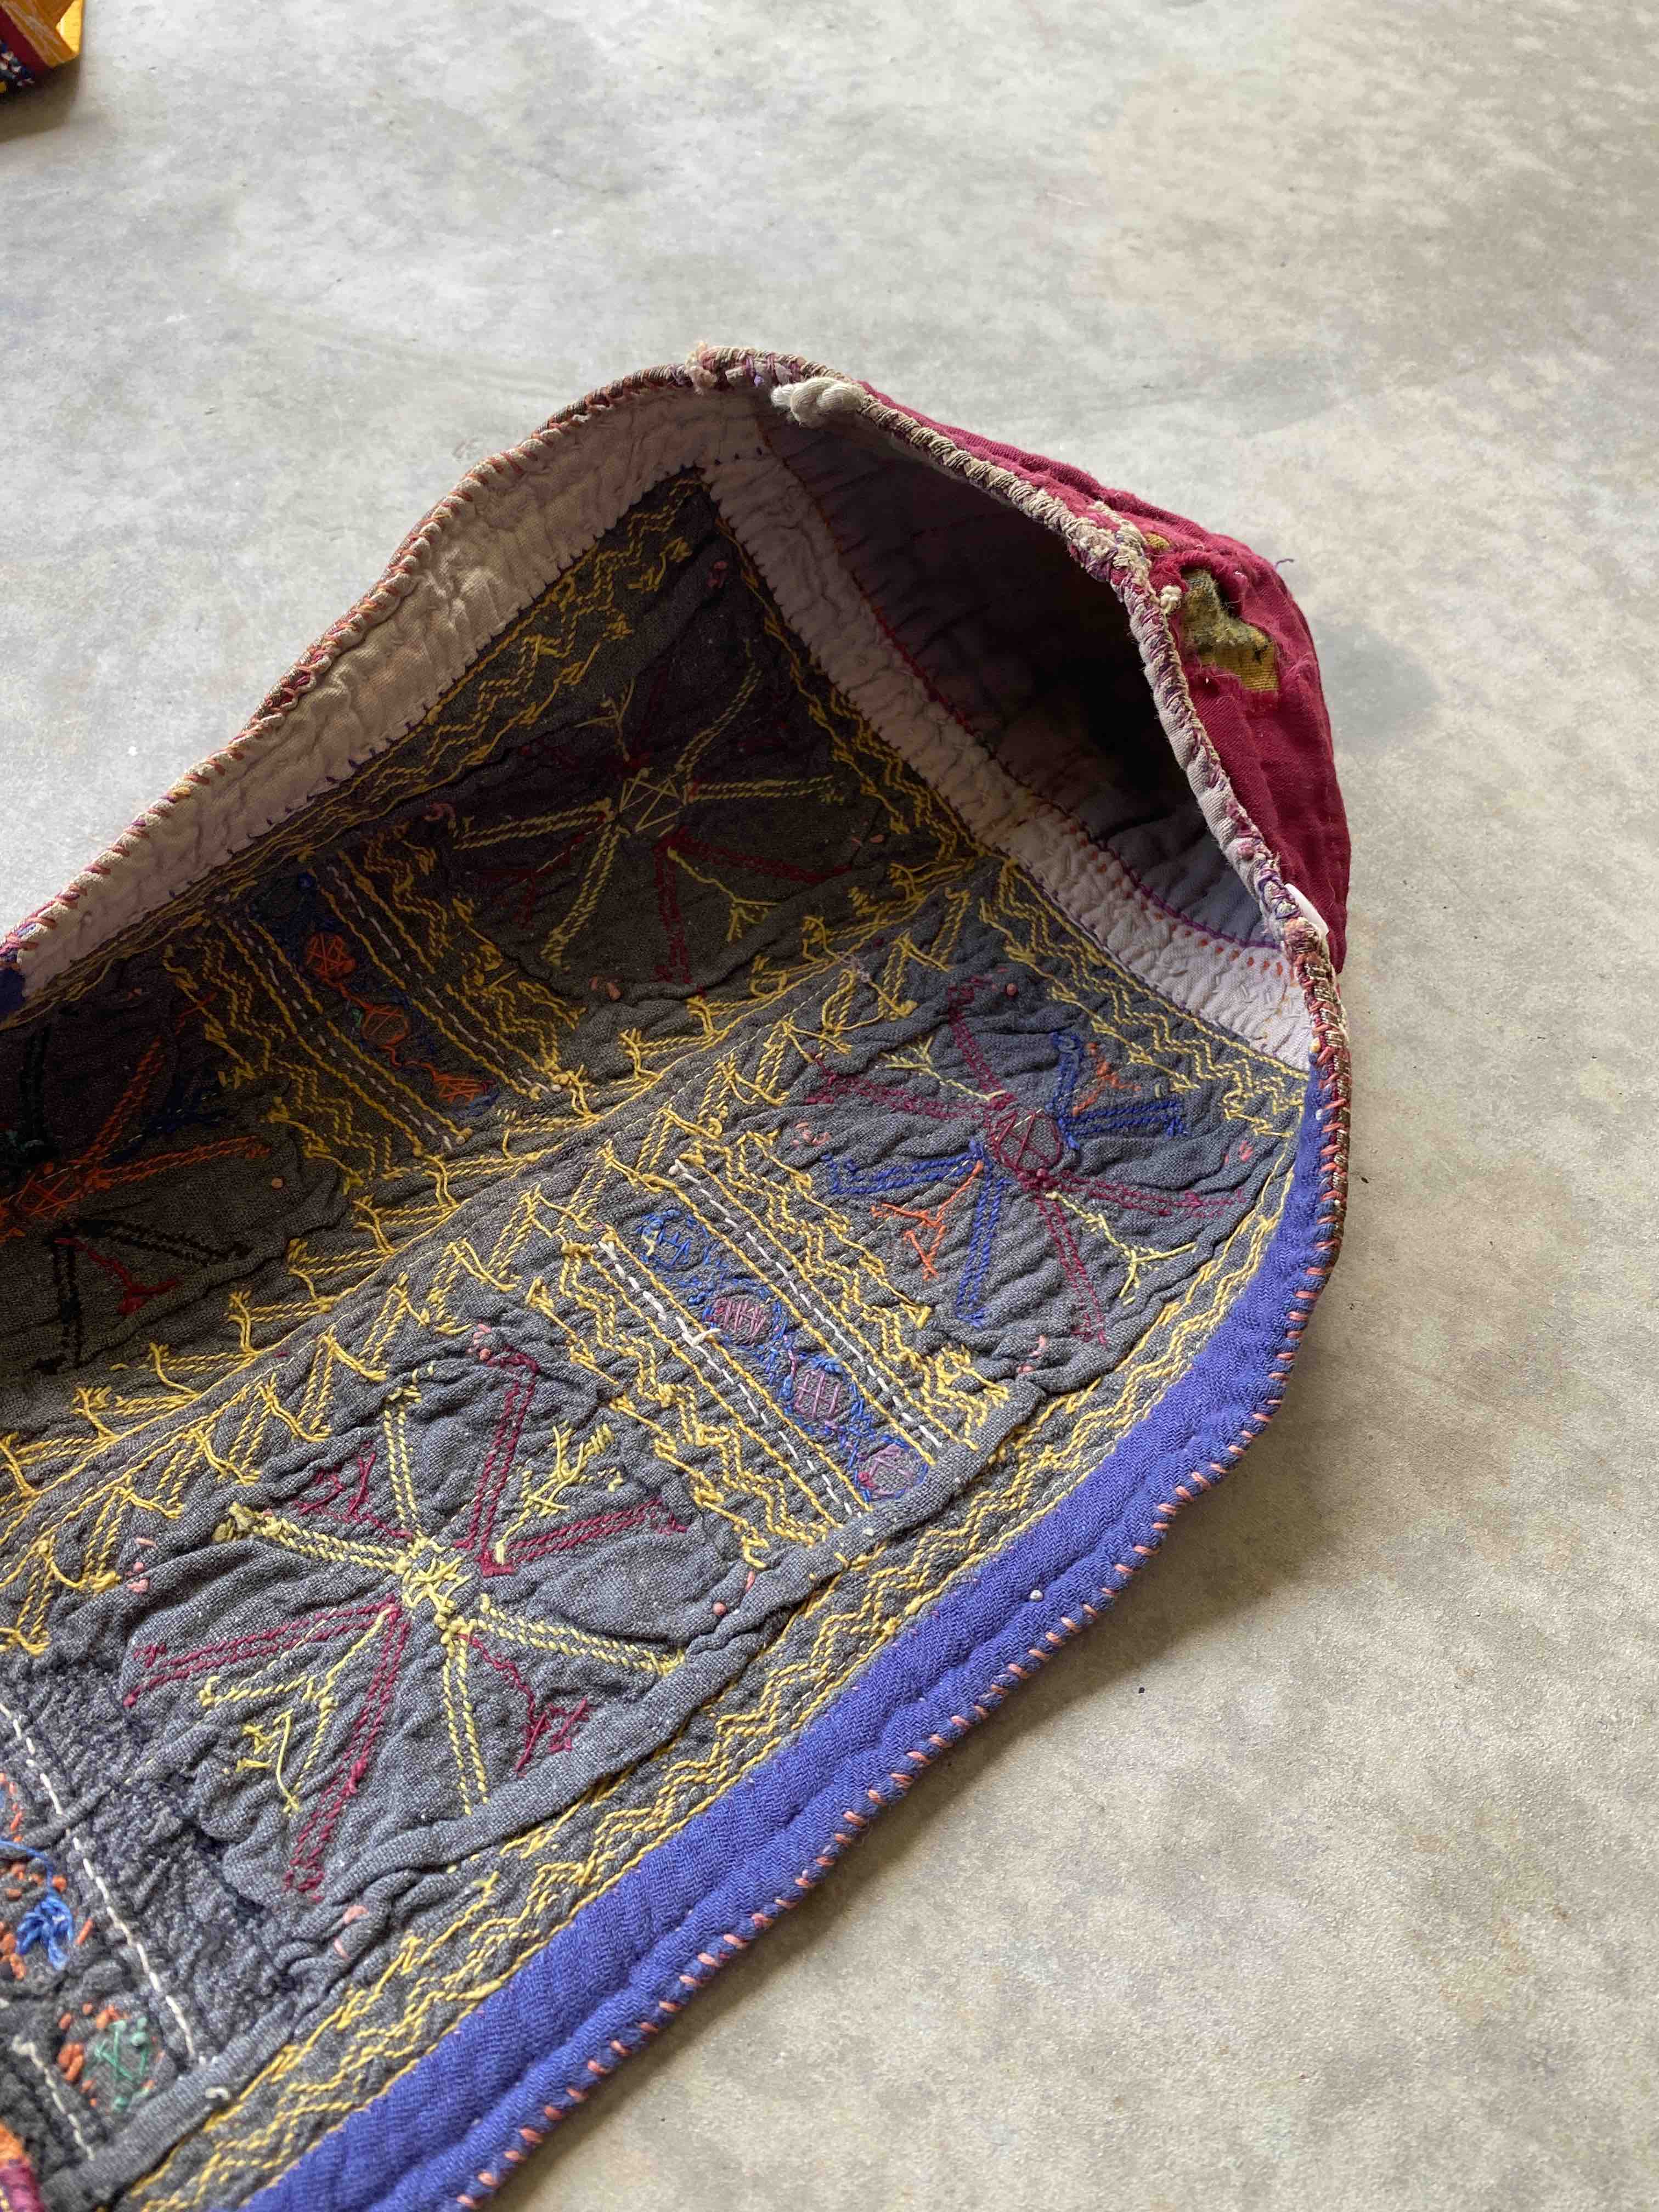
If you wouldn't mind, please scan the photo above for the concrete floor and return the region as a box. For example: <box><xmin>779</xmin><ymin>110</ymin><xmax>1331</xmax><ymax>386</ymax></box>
<box><xmin>4</xmin><ymin>4</ymin><xmax>1656</xmax><ymax>2208</ymax></box>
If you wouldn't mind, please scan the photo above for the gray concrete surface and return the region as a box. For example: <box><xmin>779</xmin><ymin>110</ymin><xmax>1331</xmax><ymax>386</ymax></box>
<box><xmin>4</xmin><ymin>3</ymin><xmax>1656</xmax><ymax>2208</ymax></box>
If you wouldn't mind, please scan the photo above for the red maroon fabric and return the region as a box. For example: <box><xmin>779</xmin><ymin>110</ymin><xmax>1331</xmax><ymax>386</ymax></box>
<box><xmin>862</xmin><ymin>391</ymin><xmax>1351</xmax><ymax>970</ymax></box>
<box><xmin>0</xmin><ymin>8</ymin><xmax>48</xmax><ymax>72</ymax></box>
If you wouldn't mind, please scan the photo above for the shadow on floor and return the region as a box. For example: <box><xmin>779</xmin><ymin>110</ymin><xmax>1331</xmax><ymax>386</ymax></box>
<box><xmin>0</xmin><ymin>57</ymin><xmax>79</xmax><ymax>143</ymax></box>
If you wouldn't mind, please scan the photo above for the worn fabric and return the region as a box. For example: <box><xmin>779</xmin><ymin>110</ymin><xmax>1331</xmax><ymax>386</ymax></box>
<box><xmin>0</xmin><ymin>348</ymin><xmax>1349</xmax><ymax>2212</ymax></box>
<box><xmin>855</xmin><ymin>391</ymin><xmax>1351</xmax><ymax>967</ymax></box>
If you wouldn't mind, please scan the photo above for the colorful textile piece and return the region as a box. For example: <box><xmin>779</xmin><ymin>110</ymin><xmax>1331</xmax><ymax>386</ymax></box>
<box><xmin>0</xmin><ymin>1</ymin><xmax>80</xmax><ymax>94</ymax></box>
<box><xmin>0</xmin><ymin>348</ymin><xmax>1349</xmax><ymax>2209</ymax></box>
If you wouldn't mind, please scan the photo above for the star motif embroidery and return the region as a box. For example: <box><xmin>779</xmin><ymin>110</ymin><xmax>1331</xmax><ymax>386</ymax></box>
<box><xmin>810</xmin><ymin>982</ymin><xmax>1241</xmax><ymax>1345</ymax></box>
<box><xmin>457</xmin><ymin>586</ymin><xmax>850</xmax><ymax>984</ymax></box>
<box><xmin>1</xmin><ymin>1020</ymin><xmax>271</xmax><ymax>1369</ymax></box>
<box><xmin>126</xmin><ymin>1341</ymin><xmax>688</xmax><ymax>1896</ymax></box>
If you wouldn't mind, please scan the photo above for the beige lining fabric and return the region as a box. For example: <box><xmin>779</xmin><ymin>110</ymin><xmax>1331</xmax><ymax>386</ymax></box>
<box><xmin>3</xmin><ymin>361</ymin><xmax>1309</xmax><ymax>1068</ymax></box>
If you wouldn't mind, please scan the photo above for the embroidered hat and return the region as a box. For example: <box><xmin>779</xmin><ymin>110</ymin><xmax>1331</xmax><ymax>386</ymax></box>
<box><xmin>0</xmin><ymin>346</ymin><xmax>1348</xmax><ymax>2211</ymax></box>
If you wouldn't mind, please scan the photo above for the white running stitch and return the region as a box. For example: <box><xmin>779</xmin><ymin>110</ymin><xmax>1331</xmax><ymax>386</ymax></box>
<box><xmin>10</xmin><ymin>2034</ymin><xmax>96</xmax><ymax>2161</ymax></box>
<box><xmin>0</xmin><ymin>1692</ymin><xmax>199</xmax><ymax>2064</ymax></box>
<box><xmin>675</xmin><ymin>1166</ymin><xmax>954</xmax><ymax>1459</ymax></box>
<box><xmin>592</xmin><ymin>1238</ymin><xmax>848</xmax><ymax>1522</ymax></box>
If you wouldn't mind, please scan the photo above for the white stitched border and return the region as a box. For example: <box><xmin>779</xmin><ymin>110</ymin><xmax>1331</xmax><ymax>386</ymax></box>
<box><xmin>6</xmin><ymin>388</ymin><xmax>770</xmax><ymax>997</ymax></box>
<box><xmin>9</xmin><ymin>2034</ymin><xmax>97</xmax><ymax>2162</ymax></box>
<box><xmin>0</xmin><ymin>1691</ymin><xmax>199</xmax><ymax>2064</ymax></box>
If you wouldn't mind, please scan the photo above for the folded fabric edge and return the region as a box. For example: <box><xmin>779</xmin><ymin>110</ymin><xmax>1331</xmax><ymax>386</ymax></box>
<box><xmin>221</xmin><ymin>1028</ymin><xmax>1345</xmax><ymax>2212</ymax></box>
<box><xmin>2</xmin><ymin>346</ymin><xmax>1330</xmax><ymax>1011</ymax></box>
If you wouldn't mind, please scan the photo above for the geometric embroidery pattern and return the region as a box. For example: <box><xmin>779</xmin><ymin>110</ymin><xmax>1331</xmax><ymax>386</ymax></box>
<box><xmin>125</xmin><ymin>1345</ymin><xmax>684</xmax><ymax>1899</ymax></box>
<box><xmin>0</xmin><ymin>469</ymin><xmax>1306</xmax><ymax>2211</ymax></box>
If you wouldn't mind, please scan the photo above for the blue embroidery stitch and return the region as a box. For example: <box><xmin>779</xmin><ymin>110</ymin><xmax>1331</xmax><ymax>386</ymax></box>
<box><xmin>811</xmin><ymin>1002</ymin><xmax>1233</xmax><ymax>1344</ymax></box>
<box><xmin>1047</xmin><ymin>1030</ymin><xmax>1185</xmax><ymax>1143</ymax></box>
<box><xmin>634</xmin><ymin>1209</ymin><xmax>929</xmax><ymax>1499</ymax></box>
<box><xmin>14</xmin><ymin>1848</ymin><xmax>74</xmax><ymax>1972</ymax></box>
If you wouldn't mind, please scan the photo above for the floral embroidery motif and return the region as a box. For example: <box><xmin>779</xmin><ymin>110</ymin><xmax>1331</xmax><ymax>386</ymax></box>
<box><xmin>0</xmin><ymin>1017</ymin><xmax>275</xmax><ymax>1372</ymax></box>
<box><xmin>57</xmin><ymin>2006</ymin><xmax>156</xmax><ymax>2118</ymax></box>
<box><xmin>812</xmin><ymin>981</ymin><xmax>1242</xmax><ymax>1343</ymax></box>
<box><xmin>454</xmin><ymin>564</ymin><xmax>850</xmax><ymax>987</ymax></box>
<box><xmin>125</xmin><ymin>1342</ymin><xmax>689</xmax><ymax>1897</ymax></box>
<box><xmin>0</xmin><ymin>1773</ymin><xmax>77</xmax><ymax>1983</ymax></box>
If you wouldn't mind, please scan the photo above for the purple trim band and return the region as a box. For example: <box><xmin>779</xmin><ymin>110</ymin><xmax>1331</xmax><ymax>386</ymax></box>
<box><xmin>232</xmin><ymin>1068</ymin><xmax>1335</xmax><ymax>2212</ymax></box>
